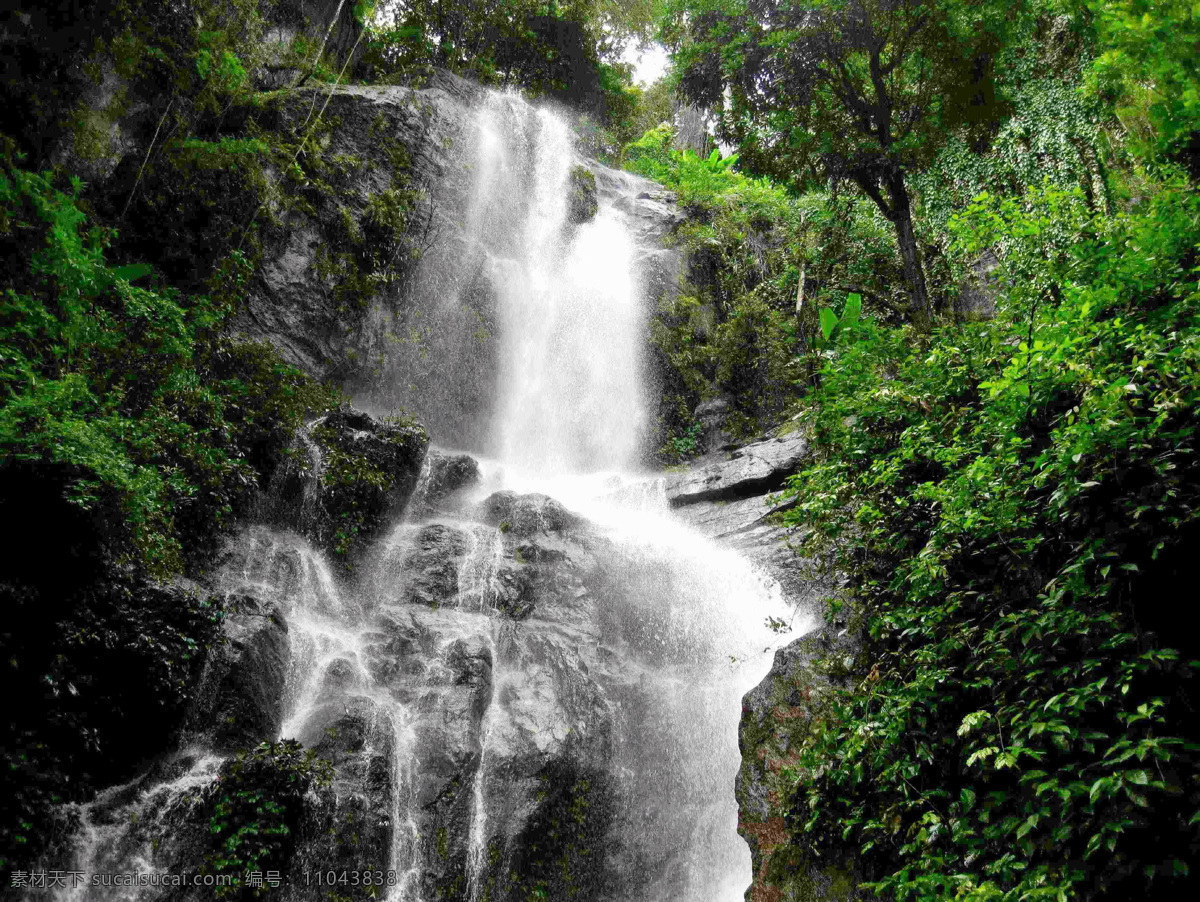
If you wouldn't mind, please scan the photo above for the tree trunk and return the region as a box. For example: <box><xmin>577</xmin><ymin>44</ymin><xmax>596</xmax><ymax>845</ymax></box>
<box><xmin>885</xmin><ymin>172</ymin><xmax>932</xmax><ymax>329</ymax></box>
<box><xmin>853</xmin><ymin>168</ymin><xmax>933</xmax><ymax>329</ymax></box>
<box><xmin>795</xmin><ymin>209</ymin><xmax>807</xmax><ymax>352</ymax></box>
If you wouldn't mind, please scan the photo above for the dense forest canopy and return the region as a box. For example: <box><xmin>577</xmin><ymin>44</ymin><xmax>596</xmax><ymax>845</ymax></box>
<box><xmin>2</xmin><ymin>0</ymin><xmax>1199</xmax><ymax>898</ymax></box>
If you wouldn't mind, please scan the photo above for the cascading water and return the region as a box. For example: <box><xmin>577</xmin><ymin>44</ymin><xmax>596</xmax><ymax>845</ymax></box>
<box><xmin>40</xmin><ymin>87</ymin><xmax>809</xmax><ymax>902</ymax></box>
<box><xmin>411</xmin><ymin>89</ymin><xmax>806</xmax><ymax>900</ymax></box>
<box><xmin>475</xmin><ymin>96</ymin><xmax>648</xmax><ymax>472</ymax></box>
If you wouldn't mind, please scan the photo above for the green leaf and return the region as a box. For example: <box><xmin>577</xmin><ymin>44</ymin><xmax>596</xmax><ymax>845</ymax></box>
<box><xmin>842</xmin><ymin>293</ymin><xmax>862</xmax><ymax>331</ymax></box>
<box><xmin>112</xmin><ymin>263</ymin><xmax>152</xmax><ymax>283</ymax></box>
<box><xmin>960</xmin><ymin>788</ymin><xmax>977</xmax><ymax>811</ymax></box>
<box><xmin>820</xmin><ymin>307</ymin><xmax>839</xmax><ymax>341</ymax></box>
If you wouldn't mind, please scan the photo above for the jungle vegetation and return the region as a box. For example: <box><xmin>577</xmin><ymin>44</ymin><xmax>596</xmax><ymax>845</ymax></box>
<box><xmin>1</xmin><ymin>1</ymin><xmax>1197</xmax><ymax>898</ymax></box>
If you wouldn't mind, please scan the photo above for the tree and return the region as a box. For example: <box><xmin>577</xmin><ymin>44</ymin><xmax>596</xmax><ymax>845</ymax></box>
<box><xmin>663</xmin><ymin>0</ymin><xmax>1028</xmax><ymax>325</ymax></box>
<box><xmin>1083</xmin><ymin>0</ymin><xmax>1200</xmax><ymax>171</ymax></box>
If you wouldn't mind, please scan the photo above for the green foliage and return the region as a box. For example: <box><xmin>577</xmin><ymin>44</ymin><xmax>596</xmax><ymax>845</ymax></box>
<box><xmin>777</xmin><ymin>169</ymin><xmax>1200</xmax><ymax>900</ymax></box>
<box><xmin>627</xmin><ymin>125</ymin><xmax>906</xmax><ymax>445</ymax></box>
<box><xmin>664</xmin><ymin>0</ymin><xmax>1030</xmax><ymax>191</ymax></box>
<box><xmin>667</xmin><ymin>422</ymin><xmax>704</xmax><ymax>460</ymax></box>
<box><xmin>204</xmin><ymin>740</ymin><xmax>334</xmax><ymax>897</ymax></box>
<box><xmin>627</xmin><ymin>126</ymin><xmax>803</xmax><ymax>439</ymax></box>
<box><xmin>593</xmin><ymin>73</ymin><xmax>675</xmax><ymax>157</ymax></box>
<box><xmin>913</xmin><ymin>75</ymin><xmax>1114</xmax><ymax>235</ymax></box>
<box><xmin>1082</xmin><ymin>0</ymin><xmax>1200</xmax><ymax>165</ymax></box>
<box><xmin>1</xmin><ymin>142</ymin><xmax>337</xmax><ymax>577</ymax></box>
<box><xmin>0</xmin><ymin>1</ymin><xmax>273</xmax><ymax>172</ymax></box>
<box><xmin>819</xmin><ymin>293</ymin><xmax>862</xmax><ymax>344</ymax></box>
<box><xmin>663</xmin><ymin>0</ymin><xmax>1042</xmax><ymax>317</ymax></box>
<box><xmin>363</xmin><ymin>1</ymin><xmax>641</xmax><ymax>136</ymax></box>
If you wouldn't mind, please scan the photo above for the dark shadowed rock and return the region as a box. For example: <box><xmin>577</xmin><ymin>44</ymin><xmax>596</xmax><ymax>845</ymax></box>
<box><xmin>255</xmin><ymin>1</ymin><xmax>366</xmax><ymax>90</ymax></box>
<box><xmin>386</xmin><ymin>523</ymin><xmax>470</xmax><ymax>608</ymax></box>
<box><xmin>290</xmin><ymin>697</ymin><xmax>395</xmax><ymax>893</ymax></box>
<box><xmin>665</xmin><ymin>431</ymin><xmax>809</xmax><ymax>506</ymax></box>
<box><xmin>187</xmin><ymin>594</ymin><xmax>289</xmax><ymax>753</ymax></box>
<box><xmin>694</xmin><ymin>394</ymin><xmax>737</xmax><ymax>455</ymax></box>
<box><xmin>415</xmin><ymin>450</ymin><xmax>481</xmax><ymax>514</ymax></box>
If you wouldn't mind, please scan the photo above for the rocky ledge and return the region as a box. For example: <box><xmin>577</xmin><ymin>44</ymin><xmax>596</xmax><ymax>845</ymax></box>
<box><xmin>667</xmin><ymin>430</ymin><xmax>821</xmax><ymax>607</ymax></box>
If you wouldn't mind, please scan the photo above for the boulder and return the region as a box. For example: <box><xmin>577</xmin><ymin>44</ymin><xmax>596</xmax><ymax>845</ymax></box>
<box><xmin>290</xmin><ymin>696</ymin><xmax>396</xmax><ymax>891</ymax></box>
<box><xmin>478</xmin><ymin>490</ymin><xmax>582</xmax><ymax>535</ymax></box>
<box><xmin>187</xmin><ymin>594</ymin><xmax>290</xmax><ymax>753</ymax></box>
<box><xmin>595</xmin><ymin>167</ymin><xmax>687</xmax><ymax>245</ymax></box>
<box><xmin>269</xmin><ymin>407</ymin><xmax>429</xmax><ymax>561</ymax></box>
<box><xmin>379</xmin><ymin>522</ymin><xmax>470</xmax><ymax>608</ymax></box>
<box><xmin>411</xmin><ymin>449</ymin><xmax>481</xmax><ymax>516</ymax></box>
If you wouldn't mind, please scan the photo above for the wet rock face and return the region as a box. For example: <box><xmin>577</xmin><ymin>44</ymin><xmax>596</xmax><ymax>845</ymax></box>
<box><xmin>568</xmin><ymin>165</ymin><xmax>600</xmax><ymax>223</ymax></box>
<box><xmin>47</xmin><ymin>468</ymin><xmax>783</xmax><ymax>902</ymax></box>
<box><xmin>665</xmin><ymin>429</ymin><xmax>827</xmax><ymax>609</ymax></box>
<box><xmin>359</xmin><ymin>494</ymin><xmax>619</xmax><ymax>901</ymax></box>
<box><xmin>187</xmin><ymin>594</ymin><xmax>289</xmax><ymax>753</ymax></box>
<box><xmin>735</xmin><ymin>629</ymin><xmax>867</xmax><ymax>902</ymax></box>
<box><xmin>256</xmin><ymin>1</ymin><xmax>367</xmax><ymax>89</ymax></box>
<box><xmin>664</xmin><ymin>431</ymin><xmax>866</xmax><ymax>901</ymax></box>
<box><xmin>291</xmin><ymin>697</ymin><xmax>396</xmax><ymax>888</ymax></box>
<box><xmin>379</xmin><ymin>522</ymin><xmax>469</xmax><ymax>607</ymax></box>
<box><xmin>694</xmin><ymin>394</ymin><xmax>737</xmax><ymax>455</ymax></box>
<box><xmin>595</xmin><ymin>167</ymin><xmax>688</xmax><ymax>247</ymax></box>
<box><xmin>424</xmin><ymin>450</ymin><xmax>482</xmax><ymax>506</ymax></box>
<box><xmin>478</xmin><ymin>490</ymin><xmax>583</xmax><ymax>535</ymax></box>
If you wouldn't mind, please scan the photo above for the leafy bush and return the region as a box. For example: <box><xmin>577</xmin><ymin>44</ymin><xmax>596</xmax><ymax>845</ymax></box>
<box><xmin>203</xmin><ymin>740</ymin><xmax>334</xmax><ymax>897</ymax></box>
<box><xmin>1</xmin><ymin>141</ymin><xmax>337</xmax><ymax>577</ymax></box>
<box><xmin>777</xmin><ymin>171</ymin><xmax>1200</xmax><ymax>900</ymax></box>
<box><xmin>1082</xmin><ymin>0</ymin><xmax>1200</xmax><ymax>168</ymax></box>
<box><xmin>625</xmin><ymin>125</ymin><xmax>907</xmax><ymax>446</ymax></box>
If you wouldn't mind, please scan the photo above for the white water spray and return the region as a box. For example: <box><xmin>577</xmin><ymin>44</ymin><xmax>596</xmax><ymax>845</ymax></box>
<box><xmin>470</xmin><ymin>93</ymin><xmax>649</xmax><ymax>472</ymax></box>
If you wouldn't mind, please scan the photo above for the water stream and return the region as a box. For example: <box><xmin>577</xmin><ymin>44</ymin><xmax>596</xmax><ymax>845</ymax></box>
<box><xmin>44</xmin><ymin>88</ymin><xmax>809</xmax><ymax>902</ymax></box>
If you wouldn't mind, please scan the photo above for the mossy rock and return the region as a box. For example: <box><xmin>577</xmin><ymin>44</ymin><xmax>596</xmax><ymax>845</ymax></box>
<box><xmin>567</xmin><ymin>164</ymin><xmax>598</xmax><ymax>224</ymax></box>
<box><xmin>736</xmin><ymin>626</ymin><xmax>871</xmax><ymax>902</ymax></box>
<box><xmin>270</xmin><ymin>407</ymin><xmax>429</xmax><ymax>564</ymax></box>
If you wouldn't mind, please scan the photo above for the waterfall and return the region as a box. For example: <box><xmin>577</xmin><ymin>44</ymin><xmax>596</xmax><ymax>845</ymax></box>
<box><xmin>478</xmin><ymin>96</ymin><xmax>648</xmax><ymax>472</ymax></box>
<box><xmin>39</xmin><ymin>87</ymin><xmax>809</xmax><ymax>902</ymax></box>
<box><xmin>435</xmin><ymin>91</ymin><xmax>799</xmax><ymax>901</ymax></box>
